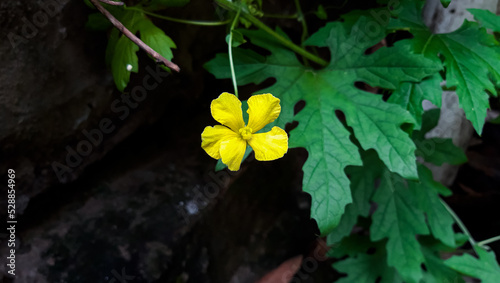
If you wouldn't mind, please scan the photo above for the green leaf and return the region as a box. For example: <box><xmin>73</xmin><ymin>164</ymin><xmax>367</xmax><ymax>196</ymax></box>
<box><xmin>409</xmin><ymin>165</ymin><xmax>456</xmax><ymax>247</ymax></box>
<box><xmin>416</xmin><ymin>138</ymin><xmax>467</xmax><ymax>166</ymax></box>
<box><xmin>112</xmin><ymin>35</ymin><xmax>139</xmax><ymax>92</ymax></box>
<box><xmin>418</xmin><ymin>108</ymin><xmax>441</xmax><ymax>136</ymax></box>
<box><xmin>370</xmin><ymin>169</ymin><xmax>430</xmax><ymax>283</ymax></box>
<box><xmin>106</xmin><ymin>28</ymin><xmax>120</xmax><ymax>66</ymax></box>
<box><xmin>108</xmin><ymin>10</ymin><xmax>144</xmax><ymax>91</ymax></box>
<box><xmin>137</xmin><ymin>19</ymin><xmax>176</xmax><ymax>61</ymax></box>
<box><xmin>445</xmin><ymin>246</ymin><xmax>500</xmax><ymax>283</ymax></box>
<box><xmin>205</xmin><ymin>18</ymin><xmax>440</xmax><ymax>234</ymax></box>
<box><xmin>104</xmin><ymin>9</ymin><xmax>176</xmax><ymax>90</ymax></box>
<box><xmin>327</xmin><ymin>150</ymin><xmax>383</xmax><ymax>244</ymax></box>
<box><xmin>413</xmin><ymin>110</ymin><xmax>468</xmax><ymax>166</ymax></box>
<box><xmin>226</xmin><ymin>30</ymin><xmax>247</xmax><ymax>47</ymax></box>
<box><xmin>389</xmin><ymin>73</ymin><xmax>442</xmax><ymax>130</ymax></box>
<box><xmin>329</xmin><ymin>234</ymin><xmax>374</xmax><ymax>258</ymax></box>
<box><xmin>420</xmin><ymin>242</ymin><xmax>465</xmax><ymax>283</ymax></box>
<box><xmin>469</xmin><ymin>8</ymin><xmax>500</xmax><ymax>32</ymax></box>
<box><xmin>333</xmin><ymin>241</ymin><xmax>404</xmax><ymax>283</ymax></box>
<box><xmin>390</xmin><ymin>2</ymin><xmax>500</xmax><ymax>134</ymax></box>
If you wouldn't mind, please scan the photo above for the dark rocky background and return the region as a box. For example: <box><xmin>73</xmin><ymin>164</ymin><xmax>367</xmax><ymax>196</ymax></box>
<box><xmin>0</xmin><ymin>0</ymin><xmax>499</xmax><ymax>282</ymax></box>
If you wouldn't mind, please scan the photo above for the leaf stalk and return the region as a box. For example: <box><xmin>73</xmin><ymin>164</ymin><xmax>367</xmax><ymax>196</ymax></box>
<box><xmin>440</xmin><ymin>199</ymin><xmax>478</xmax><ymax>248</ymax></box>
<box><xmin>125</xmin><ymin>7</ymin><xmax>231</xmax><ymax>26</ymax></box>
<box><xmin>477</xmin><ymin>235</ymin><xmax>500</xmax><ymax>248</ymax></box>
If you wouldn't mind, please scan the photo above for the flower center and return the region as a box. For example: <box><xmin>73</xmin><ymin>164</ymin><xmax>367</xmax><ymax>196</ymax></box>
<box><xmin>239</xmin><ymin>126</ymin><xmax>253</xmax><ymax>140</ymax></box>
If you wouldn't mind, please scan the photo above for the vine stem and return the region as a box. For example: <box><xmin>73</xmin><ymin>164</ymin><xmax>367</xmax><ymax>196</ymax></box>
<box><xmin>440</xmin><ymin>199</ymin><xmax>500</xmax><ymax>252</ymax></box>
<box><xmin>125</xmin><ymin>7</ymin><xmax>231</xmax><ymax>26</ymax></box>
<box><xmin>294</xmin><ymin>0</ymin><xmax>309</xmax><ymax>66</ymax></box>
<box><xmin>294</xmin><ymin>0</ymin><xmax>308</xmax><ymax>44</ymax></box>
<box><xmin>215</xmin><ymin>0</ymin><xmax>328</xmax><ymax>67</ymax></box>
<box><xmin>228</xmin><ymin>8</ymin><xmax>241</xmax><ymax>98</ymax></box>
<box><xmin>89</xmin><ymin>0</ymin><xmax>180</xmax><ymax>72</ymax></box>
<box><xmin>477</xmin><ymin>235</ymin><xmax>500</xmax><ymax>248</ymax></box>
<box><xmin>263</xmin><ymin>13</ymin><xmax>298</xmax><ymax>19</ymax></box>
<box><xmin>440</xmin><ymin>199</ymin><xmax>477</xmax><ymax>248</ymax></box>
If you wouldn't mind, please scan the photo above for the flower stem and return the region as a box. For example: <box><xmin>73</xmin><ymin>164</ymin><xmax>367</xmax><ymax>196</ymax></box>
<box><xmin>229</xmin><ymin>8</ymin><xmax>241</xmax><ymax>98</ymax></box>
<box><xmin>125</xmin><ymin>7</ymin><xmax>231</xmax><ymax>26</ymax></box>
<box><xmin>477</xmin><ymin>235</ymin><xmax>500</xmax><ymax>247</ymax></box>
<box><xmin>215</xmin><ymin>0</ymin><xmax>328</xmax><ymax>67</ymax></box>
<box><xmin>440</xmin><ymin>199</ymin><xmax>477</xmax><ymax>248</ymax></box>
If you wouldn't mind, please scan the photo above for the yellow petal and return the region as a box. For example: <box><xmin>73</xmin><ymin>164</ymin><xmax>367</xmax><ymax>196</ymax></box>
<box><xmin>247</xmin><ymin>93</ymin><xmax>281</xmax><ymax>132</ymax></box>
<box><xmin>211</xmin><ymin>92</ymin><xmax>245</xmax><ymax>132</ymax></box>
<box><xmin>201</xmin><ymin>125</ymin><xmax>238</xmax><ymax>160</ymax></box>
<box><xmin>248</xmin><ymin>126</ymin><xmax>288</xmax><ymax>161</ymax></box>
<box><xmin>220</xmin><ymin>136</ymin><xmax>247</xmax><ymax>171</ymax></box>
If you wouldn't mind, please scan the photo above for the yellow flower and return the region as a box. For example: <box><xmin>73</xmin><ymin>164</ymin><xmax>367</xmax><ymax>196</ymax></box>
<box><xmin>201</xmin><ymin>92</ymin><xmax>289</xmax><ymax>171</ymax></box>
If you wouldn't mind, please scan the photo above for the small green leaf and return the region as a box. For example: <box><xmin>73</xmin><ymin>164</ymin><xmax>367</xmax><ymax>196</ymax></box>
<box><xmin>416</xmin><ymin>138</ymin><xmax>467</xmax><ymax>166</ymax></box>
<box><xmin>409</xmin><ymin>165</ymin><xmax>456</xmax><ymax>247</ymax></box>
<box><xmin>107</xmin><ymin>10</ymin><xmax>144</xmax><ymax>91</ymax></box>
<box><xmin>420</xmin><ymin>243</ymin><xmax>465</xmax><ymax>283</ymax></box>
<box><xmin>111</xmin><ymin>36</ymin><xmax>139</xmax><ymax>91</ymax></box>
<box><xmin>371</xmin><ymin>169</ymin><xmax>430</xmax><ymax>283</ymax></box>
<box><xmin>446</xmin><ymin>246</ymin><xmax>500</xmax><ymax>283</ymax></box>
<box><xmin>104</xmin><ymin>9</ymin><xmax>176</xmax><ymax>90</ymax></box>
<box><xmin>226</xmin><ymin>30</ymin><xmax>246</xmax><ymax>47</ymax></box>
<box><xmin>418</xmin><ymin>108</ymin><xmax>441</xmax><ymax>136</ymax></box>
<box><xmin>412</xmin><ymin>110</ymin><xmax>468</xmax><ymax>166</ymax></box>
<box><xmin>469</xmin><ymin>8</ymin><xmax>500</xmax><ymax>32</ymax></box>
<box><xmin>333</xmin><ymin>241</ymin><xmax>403</xmax><ymax>283</ymax></box>
<box><xmin>106</xmin><ymin>28</ymin><xmax>120</xmax><ymax>66</ymax></box>
<box><xmin>328</xmin><ymin>234</ymin><xmax>374</xmax><ymax>258</ymax></box>
<box><xmin>137</xmin><ymin>19</ymin><xmax>176</xmax><ymax>61</ymax></box>
<box><xmin>389</xmin><ymin>73</ymin><xmax>442</xmax><ymax>130</ymax></box>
